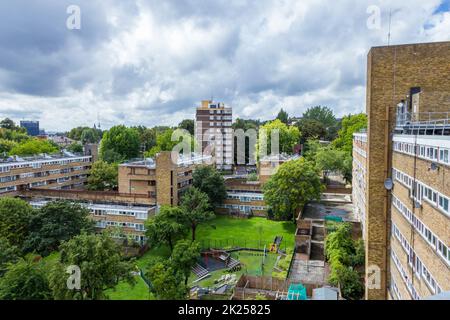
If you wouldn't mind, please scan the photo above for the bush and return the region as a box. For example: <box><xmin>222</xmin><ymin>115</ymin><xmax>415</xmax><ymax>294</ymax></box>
<box><xmin>325</xmin><ymin>222</ymin><xmax>364</xmax><ymax>300</ymax></box>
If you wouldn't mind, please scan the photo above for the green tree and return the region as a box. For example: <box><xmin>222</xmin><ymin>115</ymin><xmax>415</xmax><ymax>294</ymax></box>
<box><xmin>49</xmin><ymin>233</ymin><xmax>135</xmax><ymax>300</ymax></box>
<box><xmin>0</xmin><ymin>127</ymin><xmax>29</xmax><ymax>143</ymax></box>
<box><xmin>263</xmin><ymin>158</ymin><xmax>323</xmax><ymax>221</ymax></box>
<box><xmin>303</xmin><ymin>139</ymin><xmax>322</xmax><ymax>163</ymax></box>
<box><xmin>145</xmin><ymin>128</ymin><xmax>194</xmax><ymax>158</ymax></box>
<box><xmin>145</xmin><ymin>259</ymin><xmax>187</xmax><ymax>300</ymax></box>
<box><xmin>0</xmin><ymin>138</ymin><xmax>17</xmax><ymax>155</ymax></box>
<box><xmin>24</xmin><ymin>201</ymin><xmax>94</xmax><ymax>256</ymax></box>
<box><xmin>178</xmin><ymin>119</ymin><xmax>195</xmax><ymax>136</ymax></box>
<box><xmin>0</xmin><ymin>118</ymin><xmax>16</xmax><ymax>130</ymax></box>
<box><xmin>257</xmin><ymin>119</ymin><xmax>301</xmax><ymax>157</ymax></box>
<box><xmin>276</xmin><ymin>108</ymin><xmax>289</xmax><ymax>124</ymax></box>
<box><xmin>171</xmin><ymin>240</ymin><xmax>201</xmax><ymax>285</ymax></box>
<box><xmin>315</xmin><ymin>146</ymin><xmax>348</xmax><ymax>180</ymax></box>
<box><xmin>9</xmin><ymin>138</ymin><xmax>59</xmax><ymax>156</ymax></box>
<box><xmin>133</xmin><ymin>126</ymin><xmax>157</xmax><ymax>152</ymax></box>
<box><xmin>80</xmin><ymin>128</ymin><xmax>102</xmax><ymax>144</ymax></box>
<box><xmin>0</xmin><ymin>237</ymin><xmax>19</xmax><ymax>276</ymax></box>
<box><xmin>67</xmin><ymin>126</ymin><xmax>90</xmax><ymax>141</ymax></box>
<box><xmin>0</xmin><ymin>197</ymin><xmax>33</xmax><ymax>247</ymax></box>
<box><xmin>352</xmin><ymin>239</ymin><xmax>365</xmax><ymax>267</ymax></box>
<box><xmin>66</xmin><ymin>142</ymin><xmax>83</xmax><ymax>153</ymax></box>
<box><xmin>325</xmin><ymin>223</ymin><xmax>354</xmax><ymax>260</ymax></box>
<box><xmin>145</xmin><ymin>128</ymin><xmax>176</xmax><ymax>157</ymax></box>
<box><xmin>332</xmin><ymin>113</ymin><xmax>367</xmax><ymax>154</ymax></box>
<box><xmin>304</xmin><ymin>140</ymin><xmax>353</xmax><ymax>184</ymax></box>
<box><xmin>100</xmin><ymin>125</ymin><xmax>140</xmax><ymax>162</ymax></box>
<box><xmin>87</xmin><ymin>160</ymin><xmax>118</xmax><ymax>191</ymax></box>
<box><xmin>0</xmin><ymin>255</ymin><xmax>52</xmax><ymax>300</ymax></box>
<box><xmin>180</xmin><ymin>188</ymin><xmax>214</xmax><ymax>241</ymax></box>
<box><xmin>334</xmin><ymin>266</ymin><xmax>364</xmax><ymax>300</ymax></box>
<box><xmin>192</xmin><ymin>165</ymin><xmax>227</xmax><ymax>206</ymax></box>
<box><xmin>297</xmin><ymin>119</ymin><xmax>327</xmax><ymax>142</ymax></box>
<box><xmin>145</xmin><ymin>206</ymin><xmax>186</xmax><ymax>252</ymax></box>
<box><xmin>302</xmin><ymin>106</ymin><xmax>337</xmax><ymax>128</ymax></box>
<box><xmin>232</xmin><ymin>118</ymin><xmax>260</xmax><ymax>131</ymax></box>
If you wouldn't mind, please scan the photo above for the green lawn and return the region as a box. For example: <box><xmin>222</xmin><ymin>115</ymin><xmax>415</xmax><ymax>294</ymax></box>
<box><xmin>233</xmin><ymin>251</ymin><xmax>278</xmax><ymax>276</ymax></box>
<box><xmin>195</xmin><ymin>216</ymin><xmax>296</xmax><ymax>251</ymax></box>
<box><xmin>105</xmin><ymin>276</ymin><xmax>155</xmax><ymax>300</ymax></box>
<box><xmin>136</xmin><ymin>245</ymin><xmax>171</xmax><ymax>269</ymax></box>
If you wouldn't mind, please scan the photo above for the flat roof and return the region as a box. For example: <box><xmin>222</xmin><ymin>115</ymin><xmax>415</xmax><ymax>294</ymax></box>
<box><xmin>29</xmin><ymin>199</ymin><xmax>154</xmax><ymax>212</ymax></box>
<box><xmin>0</xmin><ymin>153</ymin><xmax>90</xmax><ymax>167</ymax></box>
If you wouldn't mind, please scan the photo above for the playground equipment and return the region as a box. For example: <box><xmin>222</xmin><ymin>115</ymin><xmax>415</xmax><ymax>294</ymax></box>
<box><xmin>200</xmin><ymin>249</ymin><xmax>241</xmax><ymax>274</ymax></box>
<box><xmin>287</xmin><ymin>283</ymin><xmax>307</xmax><ymax>300</ymax></box>
<box><xmin>269</xmin><ymin>236</ymin><xmax>283</xmax><ymax>253</ymax></box>
<box><xmin>192</xmin><ymin>263</ymin><xmax>210</xmax><ymax>282</ymax></box>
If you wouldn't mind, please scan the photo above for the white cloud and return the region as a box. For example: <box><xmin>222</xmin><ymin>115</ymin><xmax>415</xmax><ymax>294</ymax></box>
<box><xmin>0</xmin><ymin>0</ymin><xmax>448</xmax><ymax>131</ymax></box>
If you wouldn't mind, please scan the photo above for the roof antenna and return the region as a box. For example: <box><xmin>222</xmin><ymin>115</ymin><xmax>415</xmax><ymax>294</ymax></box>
<box><xmin>387</xmin><ymin>8</ymin><xmax>392</xmax><ymax>46</ymax></box>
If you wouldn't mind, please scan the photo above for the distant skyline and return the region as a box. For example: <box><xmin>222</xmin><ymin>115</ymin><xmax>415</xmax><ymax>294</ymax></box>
<box><xmin>0</xmin><ymin>0</ymin><xmax>449</xmax><ymax>131</ymax></box>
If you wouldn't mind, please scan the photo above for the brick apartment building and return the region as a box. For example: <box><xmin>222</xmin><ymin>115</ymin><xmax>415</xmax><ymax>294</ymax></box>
<box><xmin>218</xmin><ymin>154</ymin><xmax>299</xmax><ymax>217</ymax></box>
<box><xmin>29</xmin><ymin>199</ymin><xmax>155</xmax><ymax>244</ymax></box>
<box><xmin>217</xmin><ymin>178</ymin><xmax>266</xmax><ymax>216</ymax></box>
<box><xmin>118</xmin><ymin>151</ymin><xmax>212</xmax><ymax>206</ymax></box>
<box><xmin>195</xmin><ymin>100</ymin><xmax>233</xmax><ymax>171</ymax></box>
<box><xmin>0</xmin><ymin>150</ymin><xmax>210</xmax><ymax>244</ymax></box>
<box><xmin>362</xmin><ymin>41</ymin><xmax>450</xmax><ymax>300</ymax></box>
<box><xmin>0</xmin><ymin>152</ymin><xmax>92</xmax><ymax>194</ymax></box>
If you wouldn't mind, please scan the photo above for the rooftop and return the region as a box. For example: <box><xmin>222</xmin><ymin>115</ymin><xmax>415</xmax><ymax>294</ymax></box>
<box><xmin>0</xmin><ymin>151</ymin><xmax>90</xmax><ymax>167</ymax></box>
<box><xmin>29</xmin><ymin>199</ymin><xmax>154</xmax><ymax>212</ymax></box>
<box><xmin>260</xmin><ymin>153</ymin><xmax>301</xmax><ymax>162</ymax></box>
<box><xmin>120</xmin><ymin>152</ymin><xmax>212</xmax><ymax>169</ymax></box>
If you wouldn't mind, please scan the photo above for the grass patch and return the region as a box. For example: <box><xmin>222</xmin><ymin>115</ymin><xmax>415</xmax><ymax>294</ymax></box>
<box><xmin>105</xmin><ymin>276</ymin><xmax>155</xmax><ymax>300</ymax></box>
<box><xmin>196</xmin><ymin>216</ymin><xmax>296</xmax><ymax>251</ymax></box>
<box><xmin>136</xmin><ymin>245</ymin><xmax>171</xmax><ymax>269</ymax></box>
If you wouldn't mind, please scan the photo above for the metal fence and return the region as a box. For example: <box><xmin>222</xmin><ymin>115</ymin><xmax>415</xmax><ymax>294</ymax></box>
<box><xmin>197</xmin><ymin>238</ymin><xmax>288</xmax><ymax>252</ymax></box>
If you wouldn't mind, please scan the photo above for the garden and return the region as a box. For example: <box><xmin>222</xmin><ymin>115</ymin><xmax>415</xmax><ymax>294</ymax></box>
<box><xmin>107</xmin><ymin>216</ymin><xmax>296</xmax><ymax>300</ymax></box>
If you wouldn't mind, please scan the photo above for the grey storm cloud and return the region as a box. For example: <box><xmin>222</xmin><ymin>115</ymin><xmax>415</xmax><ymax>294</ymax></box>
<box><xmin>0</xmin><ymin>0</ymin><xmax>449</xmax><ymax>131</ymax></box>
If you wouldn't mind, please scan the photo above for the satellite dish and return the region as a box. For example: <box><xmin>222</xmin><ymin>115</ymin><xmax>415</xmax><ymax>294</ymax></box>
<box><xmin>430</xmin><ymin>162</ymin><xmax>439</xmax><ymax>171</ymax></box>
<box><xmin>384</xmin><ymin>178</ymin><xmax>394</xmax><ymax>190</ymax></box>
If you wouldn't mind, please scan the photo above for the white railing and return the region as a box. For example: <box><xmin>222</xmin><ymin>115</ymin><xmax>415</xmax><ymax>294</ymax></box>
<box><xmin>396</xmin><ymin>112</ymin><xmax>450</xmax><ymax>128</ymax></box>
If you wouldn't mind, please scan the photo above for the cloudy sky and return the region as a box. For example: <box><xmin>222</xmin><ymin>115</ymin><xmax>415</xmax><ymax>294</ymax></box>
<box><xmin>0</xmin><ymin>0</ymin><xmax>449</xmax><ymax>131</ymax></box>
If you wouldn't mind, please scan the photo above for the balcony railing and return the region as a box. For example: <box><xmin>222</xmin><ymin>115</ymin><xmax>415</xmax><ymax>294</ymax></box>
<box><xmin>396</xmin><ymin>112</ymin><xmax>450</xmax><ymax>128</ymax></box>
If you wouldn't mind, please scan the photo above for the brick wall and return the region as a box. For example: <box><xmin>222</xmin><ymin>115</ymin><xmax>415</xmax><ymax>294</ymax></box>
<box><xmin>365</xmin><ymin>41</ymin><xmax>450</xmax><ymax>299</ymax></box>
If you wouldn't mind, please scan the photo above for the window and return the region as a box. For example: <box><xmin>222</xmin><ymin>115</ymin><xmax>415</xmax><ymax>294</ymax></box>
<box><xmin>439</xmin><ymin>195</ymin><xmax>449</xmax><ymax>214</ymax></box>
<box><xmin>440</xmin><ymin>149</ymin><xmax>449</xmax><ymax>164</ymax></box>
